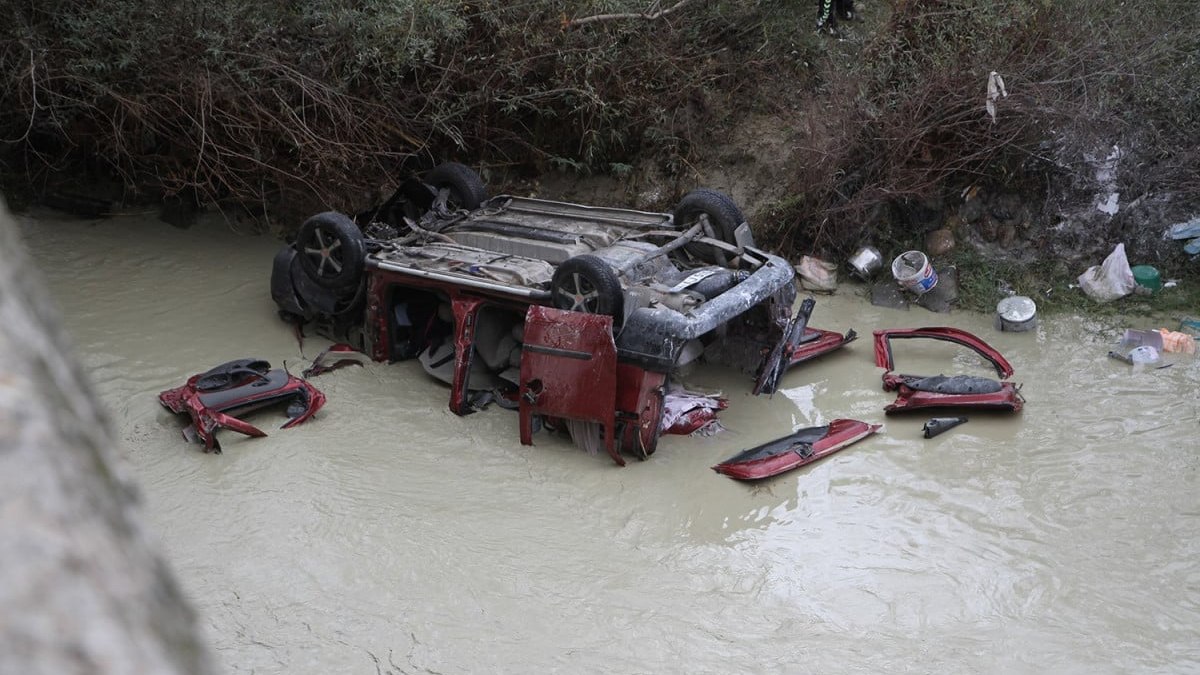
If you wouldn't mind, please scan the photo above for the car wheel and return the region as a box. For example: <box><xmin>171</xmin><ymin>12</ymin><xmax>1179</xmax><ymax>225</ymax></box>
<box><xmin>550</xmin><ymin>255</ymin><xmax>624</xmax><ymax>318</ymax></box>
<box><xmin>426</xmin><ymin>162</ymin><xmax>489</xmax><ymax>211</ymax></box>
<box><xmin>290</xmin><ymin>253</ymin><xmax>365</xmax><ymax>319</ymax></box>
<box><xmin>673</xmin><ymin>189</ymin><xmax>748</xmax><ymax>262</ymax></box>
<box><xmin>296</xmin><ymin>212</ymin><xmax>366</xmax><ymax>291</ymax></box>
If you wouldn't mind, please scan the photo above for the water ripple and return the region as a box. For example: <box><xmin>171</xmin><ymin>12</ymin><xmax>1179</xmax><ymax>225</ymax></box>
<box><xmin>19</xmin><ymin>214</ymin><xmax>1200</xmax><ymax>674</ymax></box>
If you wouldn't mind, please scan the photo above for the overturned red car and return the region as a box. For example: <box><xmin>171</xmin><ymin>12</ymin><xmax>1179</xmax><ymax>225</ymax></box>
<box><xmin>159</xmin><ymin>358</ymin><xmax>326</xmax><ymax>451</ymax></box>
<box><xmin>269</xmin><ymin>162</ymin><xmax>854</xmax><ymax>464</ymax></box>
<box><xmin>873</xmin><ymin>327</ymin><xmax>1023</xmax><ymax>414</ymax></box>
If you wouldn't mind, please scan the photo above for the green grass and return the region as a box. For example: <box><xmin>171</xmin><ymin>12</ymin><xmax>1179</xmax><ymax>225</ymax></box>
<box><xmin>950</xmin><ymin>247</ymin><xmax>1200</xmax><ymax>321</ymax></box>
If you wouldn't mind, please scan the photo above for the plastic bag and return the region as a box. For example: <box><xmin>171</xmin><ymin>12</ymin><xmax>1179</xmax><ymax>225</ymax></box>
<box><xmin>986</xmin><ymin>71</ymin><xmax>1007</xmax><ymax>123</ymax></box>
<box><xmin>797</xmin><ymin>255</ymin><xmax>838</xmax><ymax>292</ymax></box>
<box><xmin>1078</xmin><ymin>243</ymin><xmax>1136</xmax><ymax>302</ymax></box>
<box><xmin>1167</xmin><ymin>216</ymin><xmax>1200</xmax><ymax>240</ymax></box>
<box><xmin>1157</xmin><ymin>329</ymin><xmax>1197</xmax><ymax>355</ymax></box>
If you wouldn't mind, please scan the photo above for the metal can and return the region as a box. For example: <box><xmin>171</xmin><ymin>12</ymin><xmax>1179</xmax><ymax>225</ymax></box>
<box><xmin>995</xmin><ymin>296</ymin><xmax>1037</xmax><ymax>332</ymax></box>
<box><xmin>847</xmin><ymin>246</ymin><xmax>883</xmax><ymax>279</ymax></box>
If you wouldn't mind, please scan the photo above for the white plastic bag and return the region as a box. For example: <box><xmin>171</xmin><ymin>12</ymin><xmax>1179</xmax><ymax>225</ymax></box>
<box><xmin>1078</xmin><ymin>243</ymin><xmax>1136</xmax><ymax>302</ymax></box>
<box><xmin>796</xmin><ymin>255</ymin><xmax>838</xmax><ymax>292</ymax></box>
<box><xmin>986</xmin><ymin>71</ymin><xmax>1007</xmax><ymax>123</ymax></box>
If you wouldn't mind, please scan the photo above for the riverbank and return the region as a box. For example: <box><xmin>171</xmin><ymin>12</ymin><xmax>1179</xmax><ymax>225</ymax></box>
<box><xmin>4</xmin><ymin>1</ymin><xmax>1197</xmax><ymax>320</ymax></box>
<box><xmin>506</xmin><ymin>168</ymin><xmax>1200</xmax><ymax>319</ymax></box>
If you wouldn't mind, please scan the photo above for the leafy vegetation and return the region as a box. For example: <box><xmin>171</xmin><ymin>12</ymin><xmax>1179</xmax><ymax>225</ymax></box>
<box><xmin>1</xmin><ymin>0</ymin><xmax>1197</xmax><ymax>262</ymax></box>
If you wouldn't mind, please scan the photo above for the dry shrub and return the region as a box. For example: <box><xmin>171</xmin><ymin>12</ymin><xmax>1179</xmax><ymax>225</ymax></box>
<box><xmin>2</xmin><ymin>0</ymin><xmax>1193</xmax><ymax>244</ymax></box>
<box><xmin>0</xmin><ymin>0</ymin><xmax>800</xmax><ymax>225</ymax></box>
<box><xmin>775</xmin><ymin>0</ymin><xmax>1200</xmax><ymax>258</ymax></box>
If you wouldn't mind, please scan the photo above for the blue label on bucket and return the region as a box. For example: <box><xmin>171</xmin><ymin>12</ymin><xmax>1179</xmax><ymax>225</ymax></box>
<box><xmin>914</xmin><ymin>268</ymin><xmax>938</xmax><ymax>293</ymax></box>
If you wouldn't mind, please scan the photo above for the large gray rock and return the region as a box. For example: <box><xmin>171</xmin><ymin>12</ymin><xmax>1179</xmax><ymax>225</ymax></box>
<box><xmin>0</xmin><ymin>203</ymin><xmax>214</xmax><ymax>675</ymax></box>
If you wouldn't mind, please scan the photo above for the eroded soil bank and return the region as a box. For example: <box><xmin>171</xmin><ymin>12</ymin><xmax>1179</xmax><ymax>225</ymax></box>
<box><xmin>19</xmin><ymin>208</ymin><xmax>1200</xmax><ymax>674</ymax></box>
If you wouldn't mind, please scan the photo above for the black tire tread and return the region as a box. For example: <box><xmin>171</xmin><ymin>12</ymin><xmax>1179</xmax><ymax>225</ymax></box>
<box><xmin>425</xmin><ymin>162</ymin><xmax>488</xmax><ymax>211</ymax></box>
<box><xmin>673</xmin><ymin>189</ymin><xmax>746</xmax><ymax>244</ymax></box>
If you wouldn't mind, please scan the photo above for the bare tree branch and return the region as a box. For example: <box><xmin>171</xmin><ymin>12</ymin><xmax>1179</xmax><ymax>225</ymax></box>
<box><xmin>564</xmin><ymin>0</ymin><xmax>706</xmax><ymax>29</ymax></box>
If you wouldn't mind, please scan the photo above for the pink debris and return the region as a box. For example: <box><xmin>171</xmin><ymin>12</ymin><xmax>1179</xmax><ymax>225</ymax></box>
<box><xmin>662</xmin><ymin>386</ymin><xmax>728</xmax><ymax>436</ymax></box>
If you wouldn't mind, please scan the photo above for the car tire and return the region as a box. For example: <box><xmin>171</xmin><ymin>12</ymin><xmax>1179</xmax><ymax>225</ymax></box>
<box><xmin>674</xmin><ymin>189</ymin><xmax>748</xmax><ymax>262</ymax></box>
<box><xmin>426</xmin><ymin>162</ymin><xmax>488</xmax><ymax>211</ymax></box>
<box><xmin>290</xmin><ymin>253</ymin><xmax>365</xmax><ymax>319</ymax></box>
<box><xmin>296</xmin><ymin>211</ymin><xmax>366</xmax><ymax>291</ymax></box>
<box><xmin>270</xmin><ymin>247</ymin><xmax>308</xmax><ymax>318</ymax></box>
<box><xmin>551</xmin><ymin>254</ymin><xmax>624</xmax><ymax>318</ymax></box>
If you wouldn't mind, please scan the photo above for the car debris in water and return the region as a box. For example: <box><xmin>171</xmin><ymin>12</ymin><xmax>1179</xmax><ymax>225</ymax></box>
<box><xmin>661</xmin><ymin>384</ymin><xmax>727</xmax><ymax>436</ymax></box>
<box><xmin>159</xmin><ymin>359</ymin><xmax>325</xmax><ymax>452</ymax></box>
<box><xmin>922</xmin><ymin>416</ymin><xmax>968</xmax><ymax>439</ymax></box>
<box><xmin>268</xmin><ymin>162</ymin><xmax>855</xmax><ymax>464</ymax></box>
<box><xmin>873</xmin><ymin>327</ymin><xmax>1024</xmax><ymax>414</ymax></box>
<box><xmin>711</xmin><ymin>419</ymin><xmax>881</xmax><ymax>480</ymax></box>
<box><xmin>303</xmin><ymin>343</ymin><xmax>374</xmax><ymax>378</ymax></box>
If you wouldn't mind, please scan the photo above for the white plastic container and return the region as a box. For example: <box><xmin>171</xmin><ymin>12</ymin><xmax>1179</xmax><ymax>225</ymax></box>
<box><xmin>1129</xmin><ymin>345</ymin><xmax>1160</xmax><ymax>364</ymax></box>
<box><xmin>1121</xmin><ymin>329</ymin><xmax>1163</xmax><ymax>351</ymax></box>
<box><xmin>891</xmin><ymin>250</ymin><xmax>938</xmax><ymax>295</ymax></box>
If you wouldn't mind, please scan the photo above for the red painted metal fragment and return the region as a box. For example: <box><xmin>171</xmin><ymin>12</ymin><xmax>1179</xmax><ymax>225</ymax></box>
<box><xmin>712</xmin><ymin>418</ymin><xmax>881</xmax><ymax>480</ymax></box>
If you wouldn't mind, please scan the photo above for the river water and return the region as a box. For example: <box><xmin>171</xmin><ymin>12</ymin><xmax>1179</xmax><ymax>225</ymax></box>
<box><xmin>18</xmin><ymin>208</ymin><xmax>1200</xmax><ymax>674</ymax></box>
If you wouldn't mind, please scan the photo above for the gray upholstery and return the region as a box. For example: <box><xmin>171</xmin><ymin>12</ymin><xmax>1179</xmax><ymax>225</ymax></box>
<box><xmin>903</xmin><ymin>374</ymin><xmax>1002</xmax><ymax>395</ymax></box>
<box><xmin>198</xmin><ymin>370</ymin><xmax>292</xmax><ymax>410</ymax></box>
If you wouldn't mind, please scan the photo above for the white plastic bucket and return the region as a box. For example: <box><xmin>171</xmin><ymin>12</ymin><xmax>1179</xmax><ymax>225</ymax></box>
<box><xmin>891</xmin><ymin>250</ymin><xmax>938</xmax><ymax>295</ymax></box>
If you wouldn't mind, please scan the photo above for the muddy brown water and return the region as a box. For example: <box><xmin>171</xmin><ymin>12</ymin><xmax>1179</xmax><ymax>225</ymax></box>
<box><xmin>18</xmin><ymin>209</ymin><xmax>1200</xmax><ymax>674</ymax></box>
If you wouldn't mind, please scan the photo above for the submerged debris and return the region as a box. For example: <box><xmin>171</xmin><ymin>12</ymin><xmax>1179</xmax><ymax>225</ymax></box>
<box><xmin>159</xmin><ymin>359</ymin><xmax>325</xmax><ymax>452</ymax></box>
<box><xmin>712</xmin><ymin>419</ymin><xmax>881</xmax><ymax>480</ymax></box>
<box><xmin>662</xmin><ymin>386</ymin><xmax>728</xmax><ymax>436</ymax></box>
<box><xmin>922</xmin><ymin>417</ymin><xmax>968</xmax><ymax>439</ymax></box>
